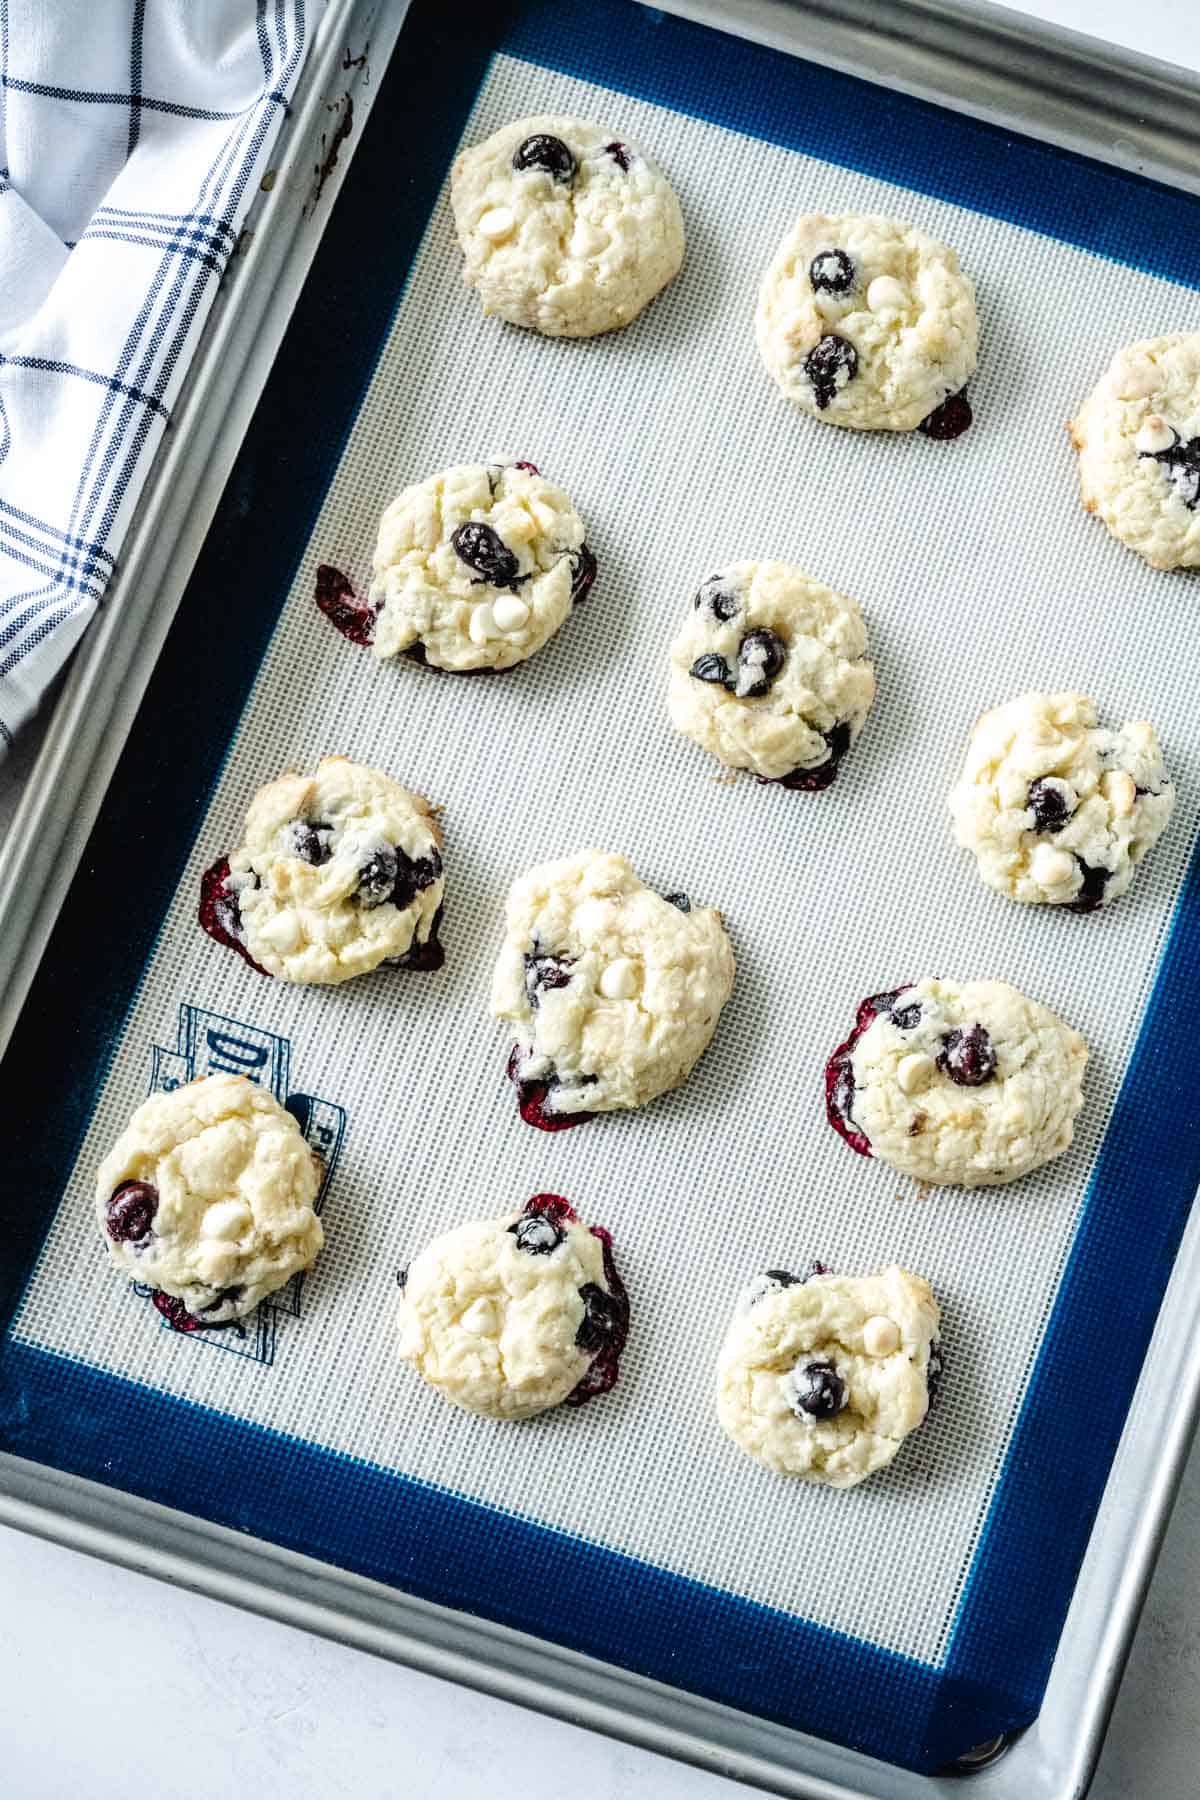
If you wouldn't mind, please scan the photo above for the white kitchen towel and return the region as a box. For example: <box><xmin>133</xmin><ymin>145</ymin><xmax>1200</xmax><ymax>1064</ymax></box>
<box><xmin>0</xmin><ymin>1</ymin><xmax>326</xmax><ymax>754</ymax></box>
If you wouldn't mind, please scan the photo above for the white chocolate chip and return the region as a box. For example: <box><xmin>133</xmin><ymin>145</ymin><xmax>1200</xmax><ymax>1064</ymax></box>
<box><xmin>460</xmin><ymin>1297</ymin><xmax>498</xmax><ymax>1336</ymax></box>
<box><xmin>477</xmin><ymin>206</ymin><xmax>515</xmax><ymax>241</ymax></box>
<box><xmin>897</xmin><ymin>1052</ymin><xmax>935</xmax><ymax>1095</ymax></box>
<box><xmin>200</xmin><ymin>1199</ymin><xmax>252</xmax><ymax>1242</ymax></box>
<box><xmin>257</xmin><ymin>908</ymin><xmax>302</xmax><ymax>954</ymax></box>
<box><xmin>1030</xmin><ymin>842</ymin><xmax>1076</xmax><ymax>888</ymax></box>
<box><xmin>1102</xmin><ymin>769</ymin><xmax>1137</xmax><ymax>817</ymax></box>
<box><xmin>862</xmin><ymin>1315</ymin><xmax>900</xmax><ymax>1357</ymax></box>
<box><xmin>866</xmin><ymin>275</ymin><xmax>907</xmax><ymax>312</ymax></box>
<box><xmin>468</xmin><ymin>602</ymin><xmax>500</xmax><ymax>644</ymax></box>
<box><xmin>1135</xmin><ymin>414</ymin><xmax>1176</xmax><ymax>456</ymax></box>
<box><xmin>599</xmin><ymin>957</ymin><xmax>639</xmax><ymax>1000</ymax></box>
<box><xmin>491</xmin><ymin>594</ymin><xmax>530</xmax><ymax>633</ymax></box>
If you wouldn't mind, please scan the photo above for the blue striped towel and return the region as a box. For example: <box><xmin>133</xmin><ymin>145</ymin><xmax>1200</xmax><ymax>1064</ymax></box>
<box><xmin>0</xmin><ymin>1</ymin><xmax>325</xmax><ymax>754</ymax></box>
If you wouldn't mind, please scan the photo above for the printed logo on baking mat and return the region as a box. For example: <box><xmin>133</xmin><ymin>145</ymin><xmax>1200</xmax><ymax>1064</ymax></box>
<box><xmin>130</xmin><ymin>1003</ymin><xmax>346</xmax><ymax>1367</ymax></box>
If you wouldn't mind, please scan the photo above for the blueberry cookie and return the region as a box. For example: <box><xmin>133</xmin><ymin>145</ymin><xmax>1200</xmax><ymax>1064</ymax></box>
<box><xmin>667</xmin><ymin>561</ymin><xmax>876</xmax><ymax>787</ymax></box>
<box><xmin>756</xmin><ymin>213</ymin><xmax>977</xmax><ymax>434</ymax></box>
<box><xmin>949</xmin><ymin>692</ymin><xmax>1174</xmax><ymax>911</ymax></box>
<box><xmin>200</xmin><ymin>756</ymin><xmax>445</xmax><ymax>983</ymax></box>
<box><xmin>717</xmin><ymin>1263</ymin><xmax>941</xmax><ymax>1487</ymax></box>
<box><xmin>97</xmin><ymin>1073</ymin><xmax>324</xmax><ymax>1327</ymax></box>
<box><xmin>451</xmin><ymin>114</ymin><xmax>684</xmax><ymax>338</ymax></box>
<box><xmin>360</xmin><ymin>461</ymin><xmax>595</xmax><ymax>672</ymax></box>
<box><xmin>825</xmin><ymin>979</ymin><xmax>1087</xmax><ymax>1188</ymax></box>
<box><xmin>491</xmin><ymin>849</ymin><xmax>736</xmax><ymax>1127</ymax></box>
<box><xmin>1070</xmin><ymin>333</ymin><xmax>1200</xmax><ymax>569</ymax></box>
<box><xmin>398</xmin><ymin>1194</ymin><xmax>629</xmax><ymax>1418</ymax></box>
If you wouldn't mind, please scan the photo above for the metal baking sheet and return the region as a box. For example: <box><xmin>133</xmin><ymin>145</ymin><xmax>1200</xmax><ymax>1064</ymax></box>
<box><xmin>5</xmin><ymin>3</ymin><xmax>1200</xmax><ymax>1797</ymax></box>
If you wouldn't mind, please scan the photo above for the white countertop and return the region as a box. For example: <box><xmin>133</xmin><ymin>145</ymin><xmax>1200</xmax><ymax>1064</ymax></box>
<box><xmin>4</xmin><ymin>3</ymin><xmax>1200</xmax><ymax>1795</ymax></box>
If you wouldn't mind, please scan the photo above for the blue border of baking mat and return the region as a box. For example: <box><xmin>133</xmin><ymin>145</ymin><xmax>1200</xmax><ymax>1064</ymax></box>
<box><xmin>4</xmin><ymin>0</ymin><xmax>1200</xmax><ymax>1772</ymax></box>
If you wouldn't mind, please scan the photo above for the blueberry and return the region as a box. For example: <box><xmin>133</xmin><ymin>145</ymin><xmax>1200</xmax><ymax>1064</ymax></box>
<box><xmin>210</xmin><ymin>878</ymin><xmax>245</xmax><ymax>945</ymax></box>
<box><xmin>451</xmin><ymin>521</ymin><xmax>522</xmax><ymax>588</ymax></box>
<box><xmin>1028</xmin><ymin>778</ymin><xmax>1072</xmax><ymax>833</ymax></box>
<box><xmin>790</xmin><ymin>1359</ymin><xmax>846</xmax><ymax>1420</ymax></box>
<box><xmin>744</xmin><ymin>1268</ymin><xmax>800</xmax><ymax>1309</ymax></box>
<box><xmin>604</xmin><ymin>141</ymin><xmax>632</xmax><ymax>171</ymax></box>
<box><xmin>1069</xmin><ymin>859</ymin><xmax>1110</xmax><ymax>914</ymax></box>
<box><xmin>750</xmin><ymin>1264</ymin><xmax>830</xmax><ymax>1302</ymax></box>
<box><xmin>290</xmin><ymin>819</ymin><xmax>333</xmax><ymax>865</ymax></box>
<box><xmin>387</xmin><ymin>900</ymin><xmax>445</xmax><ymax>972</ymax></box>
<box><xmin>826</xmin><ymin>990</ymin><xmax>916</xmax><ymax>1157</ymax></box>
<box><xmin>828</xmin><ymin>1058</ymin><xmax>857</xmax><ymax>1134</ymax></box>
<box><xmin>510</xmin><ymin>1214</ymin><xmax>564</xmax><ymax>1255</ymax></box>
<box><xmin>575</xmin><ymin>1282</ymin><xmax>621</xmax><ymax>1352</ymax></box>
<box><xmin>804</xmin><ymin>334</ymin><xmax>858</xmax><ymax>408</ymax></box>
<box><xmin>396</xmin><ymin>1266</ymin><xmax>408</xmax><ymax>1290</ymax></box>
<box><xmin>198</xmin><ymin>857</ymin><xmax>270</xmax><ymax>976</ymax></box>
<box><xmin>356</xmin><ymin>844</ymin><xmax>399</xmax><ymax>908</ymax></box>
<box><xmin>865</xmin><ymin>988</ymin><xmax>913</xmax><ymax>1022</ymax></box>
<box><xmin>892</xmin><ymin>1003</ymin><xmax>922</xmax><ymax>1030</ymax></box>
<box><xmin>824</xmin><ymin>720</ymin><xmax>852</xmax><ymax>763</ymax></box>
<box><xmin>509</xmin><ymin>1052</ymin><xmax>594</xmax><ymax>1134</ymax></box>
<box><xmin>690</xmin><ymin>652</ymin><xmax>732</xmax><ymax>686</ymax></box>
<box><xmin>809</xmin><ymin>248</ymin><xmax>855</xmax><ymax>295</ymax></box>
<box><xmin>938</xmin><ymin>1023</ymin><xmax>997</xmax><ymax>1086</ymax></box>
<box><xmin>917</xmin><ymin>391</ymin><xmax>973</xmax><ymax>440</ymax></box>
<box><xmin>736</xmin><ymin>628</ymin><xmax>787</xmax><ymax>698</ymax></box>
<box><xmin>693</xmin><ymin>575</ymin><xmax>739</xmax><ymax>622</ymax></box>
<box><xmin>390</xmin><ymin>846</ymin><xmax>443</xmax><ymax>910</ymax></box>
<box><xmin>927</xmin><ymin>1340</ymin><xmax>944</xmax><ymax>1405</ymax></box>
<box><xmin>1167</xmin><ymin>459</ymin><xmax>1200</xmax><ymax>508</ymax></box>
<box><xmin>523</xmin><ymin>950</ymin><xmax>574</xmax><ymax>1008</ymax></box>
<box><xmin>663</xmin><ymin>891</ymin><xmax>691</xmax><ymax>912</ymax></box>
<box><xmin>775</xmin><ymin>720</ymin><xmax>854</xmax><ymax>791</ymax></box>
<box><xmin>570</xmin><ymin>544</ymin><xmax>598</xmax><ymax>603</ymax></box>
<box><xmin>512</xmin><ymin>133</ymin><xmax>576</xmax><ymax>181</ymax></box>
<box><xmin>106</xmin><ymin>1181</ymin><xmax>158</xmax><ymax>1244</ymax></box>
<box><xmin>1141</xmin><ymin>433</ymin><xmax>1200</xmax><ymax>510</ymax></box>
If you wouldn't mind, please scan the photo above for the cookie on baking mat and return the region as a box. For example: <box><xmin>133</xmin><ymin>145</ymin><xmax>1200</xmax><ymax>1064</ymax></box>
<box><xmin>97</xmin><ymin>1073</ymin><xmax>324</xmax><ymax>1328</ymax></box>
<box><xmin>1070</xmin><ymin>332</ymin><xmax>1200</xmax><ymax>569</ymax></box>
<box><xmin>361</xmin><ymin>460</ymin><xmax>595</xmax><ymax>672</ymax></box>
<box><xmin>398</xmin><ymin>1193</ymin><xmax>628</xmax><ymax>1418</ymax></box>
<box><xmin>717</xmin><ymin>1262</ymin><xmax>942</xmax><ymax>1487</ymax></box>
<box><xmin>200</xmin><ymin>755</ymin><xmax>444</xmax><ymax>983</ymax></box>
<box><xmin>668</xmin><ymin>561</ymin><xmax>875</xmax><ymax>788</ymax></box>
<box><xmin>491</xmin><ymin>849</ymin><xmax>735</xmax><ymax>1128</ymax></box>
<box><xmin>825</xmin><ymin>979</ymin><xmax>1087</xmax><ymax>1188</ymax></box>
<box><xmin>451</xmin><ymin>114</ymin><xmax>684</xmax><ymax>338</ymax></box>
<box><xmin>757</xmin><ymin>212</ymin><xmax>977</xmax><ymax>435</ymax></box>
<box><xmin>949</xmin><ymin>691</ymin><xmax>1174</xmax><ymax>912</ymax></box>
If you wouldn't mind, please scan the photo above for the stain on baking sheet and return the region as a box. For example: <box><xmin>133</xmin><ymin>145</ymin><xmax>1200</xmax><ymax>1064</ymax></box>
<box><xmin>310</xmin><ymin>92</ymin><xmax>354</xmax><ymax>210</ymax></box>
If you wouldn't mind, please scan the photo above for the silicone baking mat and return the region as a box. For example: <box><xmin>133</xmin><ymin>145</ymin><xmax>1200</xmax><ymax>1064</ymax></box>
<box><xmin>4</xmin><ymin>0</ymin><xmax>1200</xmax><ymax>1774</ymax></box>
